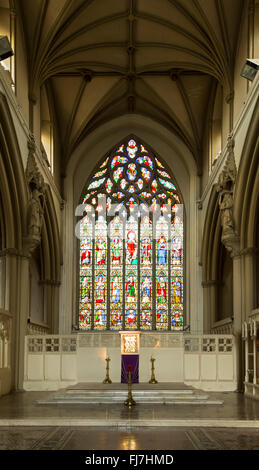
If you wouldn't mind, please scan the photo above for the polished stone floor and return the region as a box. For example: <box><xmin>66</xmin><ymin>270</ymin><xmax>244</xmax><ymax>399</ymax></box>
<box><xmin>1</xmin><ymin>386</ymin><xmax>259</xmax><ymax>449</ymax></box>
<box><xmin>0</xmin><ymin>388</ymin><xmax>259</xmax><ymax>424</ymax></box>
<box><xmin>0</xmin><ymin>425</ymin><xmax>259</xmax><ymax>450</ymax></box>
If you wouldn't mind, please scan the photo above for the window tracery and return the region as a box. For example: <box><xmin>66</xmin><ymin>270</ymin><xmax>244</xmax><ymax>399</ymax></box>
<box><xmin>79</xmin><ymin>137</ymin><xmax>184</xmax><ymax>331</ymax></box>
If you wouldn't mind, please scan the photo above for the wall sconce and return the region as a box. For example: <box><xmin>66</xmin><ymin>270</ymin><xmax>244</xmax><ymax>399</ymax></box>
<box><xmin>0</xmin><ymin>36</ymin><xmax>13</xmax><ymax>62</ymax></box>
<box><xmin>241</xmin><ymin>59</ymin><xmax>259</xmax><ymax>81</ymax></box>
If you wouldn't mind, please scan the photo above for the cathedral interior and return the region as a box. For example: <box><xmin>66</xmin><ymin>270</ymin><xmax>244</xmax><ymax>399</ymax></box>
<box><xmin>0</xmin><ymin>0</ymin><xmax>259</xmax><ymax>452</ymax></box>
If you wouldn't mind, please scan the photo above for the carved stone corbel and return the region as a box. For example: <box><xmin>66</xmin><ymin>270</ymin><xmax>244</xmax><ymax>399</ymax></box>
<box><xmin>23</xmin><ymin>134</ymin><xmax>46</xmax><ymax>257</ymax></box>
<box><xmin>221</xmin><ymin>232</ymin><xmax>240</xmax><ymax>258</ymax></box>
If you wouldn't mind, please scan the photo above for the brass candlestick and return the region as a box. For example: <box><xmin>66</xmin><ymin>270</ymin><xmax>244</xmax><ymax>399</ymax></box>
<box><xmin>149</xmin><ymin>355</ymin><xmax>158</xmax><ymax>384</ymax></box>
<box><xmin>124</xmin><ymin>370</ymin><xmax>136</xmax><ymax>407</ymax></box>
<box><xmin>103</xmin><ymin>356</ymin><xmax>112</xmax><ymax>384</ymax></box>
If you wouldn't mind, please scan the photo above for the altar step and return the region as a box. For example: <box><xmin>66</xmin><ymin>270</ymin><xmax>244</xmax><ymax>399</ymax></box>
<box><xmin>37</xmin><ymin>388</ymin><xmax>223</xmax><ymax>406</ymax></box>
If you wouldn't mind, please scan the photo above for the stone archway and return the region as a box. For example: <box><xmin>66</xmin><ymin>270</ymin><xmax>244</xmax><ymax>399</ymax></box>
<box><xmin>0</xmin><ymin>93</ymin><xmax>27</xmax><ymax>394</ymax></box>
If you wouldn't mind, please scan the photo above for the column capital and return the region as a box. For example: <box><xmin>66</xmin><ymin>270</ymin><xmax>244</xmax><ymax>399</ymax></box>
<box><xmin>225</xmin><ymin>91</ymin><xmax>235</xmax><ymax>104</ymax></box>
<box><xmin>240</xmin><ymin>246</ymin><xmax>258</xmax><ymax>257</ymax></box>
<box><xmin>22</xmin><ymin>235</ymin><xmax>41</xmax><ymax>258</ymax></box>
<box><xmin>0</xmin><ymin>248</ymin><xmax>29</xmax><ymax>259</ymax></box>
<box><xmin>221</xmin><ymin>232</ymin><xmax>241</xmax><ymax>258</ymax></box>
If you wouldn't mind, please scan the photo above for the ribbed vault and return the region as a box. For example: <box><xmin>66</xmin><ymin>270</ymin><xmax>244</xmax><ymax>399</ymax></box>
<box><xmin>18</xmin><ymin>0</ymin><xmax>244</xmax><ymax>171</ymax></box>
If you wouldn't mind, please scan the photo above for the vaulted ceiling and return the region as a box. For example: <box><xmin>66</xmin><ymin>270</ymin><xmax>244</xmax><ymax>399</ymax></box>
<box><xmin>19</xmin><ymin>0</ymin><xmax>244</xmax><ymax>171</ymax></box>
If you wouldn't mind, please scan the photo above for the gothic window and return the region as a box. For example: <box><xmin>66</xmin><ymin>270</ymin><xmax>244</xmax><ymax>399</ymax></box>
<box><xmin>78</xmin><ymin>137</ymin><xmax>184</xmax><ymax>331</ymax></box>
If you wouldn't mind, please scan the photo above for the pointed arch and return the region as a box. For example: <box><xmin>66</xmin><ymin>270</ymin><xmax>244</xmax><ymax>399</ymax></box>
<box><xmin>201</xmin><ymin>185</ymin><xmax>233</xmax><ymax>331</ymax></box>
<box><xmin>29</xmin><ymin>185</ymin><xmax>61</xmax><ymax>332</ymax></box>
<box><xmin>233</xmin><ymin>100</ymin><xmax>259</xmax><ymax>310</ymax></box>
<box><xmin>234</xmin><ymin>100</ymin><xmax>259</xmax><ymax>250</ymax></box>
<box><xmin>0</xmin><ymin>92</ymin><xmax>27</xmax><ymax>251</ymax></box>
<box><xmin>0</xmin><ymin>92</ymin><xmax>28</xmax><ymax>395</ymax></box>
<box><xmin>78</xmin><ymin>136</ymin><xmax>184</xmax><ymax>331</ymax></box>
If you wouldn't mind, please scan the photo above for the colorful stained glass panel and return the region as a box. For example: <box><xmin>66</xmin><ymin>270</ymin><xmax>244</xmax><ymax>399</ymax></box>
<box><xmin>110</xmin><ymin>216</ymin><xmax>123</xmax><ymax>329</ymax></box>
<box><xmin>94</xmin><ymin>217</ymin><xmax>107</xmax><ymax>329</ymax></box>
<box><xmin>139</xmin><ymin>192</ymin><xmax>152</xmax><ymax>199</ymax></box>
<box><xmin>141</xmin><ymin>167</ymin><xmax>151</xmax><ymax>182</ymax></box>
<box><xmin>156</xmin><ymin>217</ymin><xmax>169</xmax><ymax>330</ymax></box>
<box><xmin>140</xmin><ymin>216</ymin><xmax>152</xmax><ymax>330</ymax></box>
<box><xmin>106</xmin><ymin>178</ymin><xmax>113</xmax><ymax>193</ymax></box>
<box><xmin>94</xmin><ymin>168</ymin><xmax>107</xmax><ymax>178</ymax></box>
<box><xmin>120</xmin><ymin>178</ymin><xmax>128</xmax><ymax>190</ymax></box>
<box><xmin>79</xmin><ymin>137</ymin><xmax>184</xmax><ymax>332</ymax></box>
<box><xmin>159</xmin><ymin>178</ymin><xmax>176</xmax><ymax>191</ymax></box>
<box><xmin>171</xmin><ymin>206</ymin><xmax>184</xmax><ymax>330</ymax></box>
<box><xmin>127</xmin><ymin>139</ymin><xmax>138</xmax><ymax>158</ymax></box>
<box><xmin>136</xmin><ymin>156</ymin><xmax>153</xmax><ymax>169</ymax></box>
<box><xmin>155</xmin><ymin>158</ymin><xmax>164</xmax><ymax>168</ymax></box>
<box><xmin>140</xmin><ymin>144</ymin><xmax>148</xmax><ymax>153</ymax></box>
<box><xmin>79</xmin><ymin>309</ymin><xmax>92</xmax><ymax>330</ymax></box>
<box><xmin>113</xmin><ymin>167</ymin><xmax>124</xmax><ymax>182</ymax></box>
<box><xmin>88</xmin><ymin>178</ymin><xmax>106</xmax><ymax>190</ymax></box>
<box><xmin>79</xmin><ymin>216</ymin><xmax>93</xmax><ymax>330</ymax></box>
<box><xmin>112</xmin><ymin>192</ymin><xmax>124</xmax><ymax>199</ymax></box>
<box><xmin>127</xmin><ymin>163</ymin><xmax>137</xmax><ymax>181</ymax></box>
<box><xmin>157</xmin><ymin>169</ymin><xmax>171</xmax><ymax>179</ymax></box>
<box><xmin>137</xmin><ymin>178</ymin><xmax>144</xmax><ymax>190</ymax></box>
<box><xmin>125</xmin><ymin>215</ymin><xmax>138</xmax><ymax>329</ymax></box>
<box><xmin>100</xmin><ymin>157</ymin><xmax>109</xmax><ymax>168</ymax></box>
<box><xmin>111</xmin><ymin>156</ymin><xmax>128</xmax><ymax>168</ymax></box>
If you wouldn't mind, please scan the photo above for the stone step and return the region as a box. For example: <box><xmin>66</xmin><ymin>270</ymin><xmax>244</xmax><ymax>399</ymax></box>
<box><xmin>36</xmin><ymin>389</ymin><xmax>223</xmax><ymax>405</ymax></box>
<box><xmin>65</xmin><ymin>389</ymin><xmax>195</xmax><ymax>396</ymax></box>
<box><xmin>37</xmin><ymin>397</ymin><xmax>223</xmax><ymax>405</ymax></box>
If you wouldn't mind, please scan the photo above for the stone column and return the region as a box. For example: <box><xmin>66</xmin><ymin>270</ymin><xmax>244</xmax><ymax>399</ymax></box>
<box><xmin>51</xmin><ymin>282</ymin><xmax>61</xmax><ymax>334</ymax></box>
<box><xmin>9</xmin><ymin>7</ymin><xmax>16</xmax><ymax>89</ymax></box>
<box><xmin>232</xmin><ymin>252</ymin><xmax>243</xmax><ymax>391</ymax></box>
<box><xmin>236</xmin><ymin>247</ymin><xmax>257</xmax><ymax>392</ymax></box>
<box><xmin>39</xmin><ymin>280</ymin><xmax>60</xmax><ymax>333</ymax></box>
<box><xmin>243</xmin><ymin>322</ymin><xmax>249</xmax><ymax>384</ymax></box>
<box><xmin>243</xmin><ymin>248</ymin><xmax>257</xmax><ymax>319</ymax></box>
<box><xmin>15</xmin><ymin>254</ymin><xmax>30</xmax><ymax>390</ymax></box>
<box><xmin>0</xmin><ymin>254</ymin><xmax>6</xmax><ymax>310</ymax></box>
<box><xmin>59</xmin><ymin>197</ymin><xmax>74</xmax><ymax>334</ymax></box>
<box><xmin>0</xmin><ymin>250</ymin><xmax>27</xmax><ymax>391</ymax></box>
<box><xmin>202</xmin><ymin>280</ymin><xmax>219</xmax><ymax>332</ymax></box>
<box><xmin>232</xmin><ymin>253</ymin><xmax>242</xmax><ymax>334</ymax></box>
<box><xmin>253</xmin><ymin>323</ymin><xmax>257</xmax><ymax>385</ymax></box>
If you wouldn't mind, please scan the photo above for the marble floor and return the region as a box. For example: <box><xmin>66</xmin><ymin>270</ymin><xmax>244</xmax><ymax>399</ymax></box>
<box><xmin>0</xmin><ymin>425</ymin><xmax>259</xmax><ymax>450</ymax></box>
<box><xmin>1</xmin><ymin>388</ymin><xmax>259</xmax><ymax>425</ymax></box>
<box><xmin>0</xmin><ymin>387</ymin><xmax>259</xmax><ymax>449</ymax></box>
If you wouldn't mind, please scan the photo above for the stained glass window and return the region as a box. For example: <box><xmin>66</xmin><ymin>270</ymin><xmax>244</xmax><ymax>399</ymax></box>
<box><xmin>140</xmin><ymin>216</ymin><xmax>152</xmax><ymax>329</ymax></box>
<box><xmin>110</xmin><ymin>216</ymin><xmax>123</xmax><ymax>330</ymax></box>
<box><xmin>156</xmin><ymin>216</ymin><xmax>168</xmax><ymax>330</ymax></box>
<box><xmin>78</xmin><ymin>137</ymin><xmax>184</xmax><ymax>331</ymax></box>
<box><xmin>94</xmin><ymin>216</ymin><xmax>107</xmax><ymax>329</ymax></box>
<box><xmin>79</xmin><ymin>216</ymin><xmax>93</xmax><ymax>330</ymax></box>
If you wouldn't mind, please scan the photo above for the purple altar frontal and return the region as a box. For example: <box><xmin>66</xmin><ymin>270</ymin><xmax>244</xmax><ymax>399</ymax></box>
<box><xmin>121</xmin><ymin>354</ymin><xmax>139</xmax><ymax>383</ymax></box>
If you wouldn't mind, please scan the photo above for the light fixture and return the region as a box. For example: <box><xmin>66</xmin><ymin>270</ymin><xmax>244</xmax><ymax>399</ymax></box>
<box><xmin>0</xmin><ymin>36</ymin><xmax>13</xmax><ymax>61</ymax></box>
<box><xmin>241</xmin><ymin>59</ymin><xmax>259</xmax><ymax>81</ymax></box>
